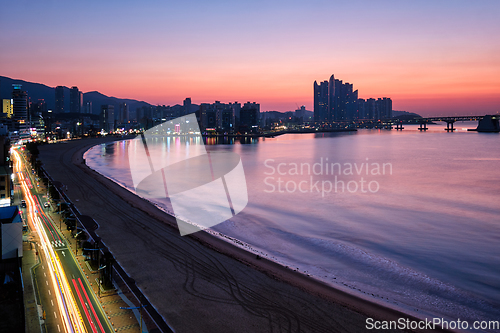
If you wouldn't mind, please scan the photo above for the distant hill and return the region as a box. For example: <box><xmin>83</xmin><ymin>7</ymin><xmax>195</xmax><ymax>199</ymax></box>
<box><xmin>0</xmin><ymin>75</ymin><xmax>153</xmax><ymax>115</ymax></box>
<box><xmin>83</xmin><ymin>91</ymin><xmax>152</xmax><ymax>116</ymax></box>
<box><xmin>392</xmin><ymin>110</ymin><xmax>422</xmax><ymax>118</ymax></box>
<box><xmin>0</xmin><ymin>75</ymin><xmax>62</xmax><ymax>109</ymax></box>
<box><xmin>261</xmin><ymin>109</ymin><xmax>313</xmax><ymax>119</ymax></box>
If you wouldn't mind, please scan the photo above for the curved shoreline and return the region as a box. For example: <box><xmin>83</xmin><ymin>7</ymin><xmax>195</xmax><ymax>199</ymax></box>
<box><xmin>83</xmin><ymin>142</ymin><xmax>416</xmax><ymax>317</ymax></box>
<box><xmin>40</xmin><ymin>137</ymin><xmax>452</xmax><ymax>333</ymax></box>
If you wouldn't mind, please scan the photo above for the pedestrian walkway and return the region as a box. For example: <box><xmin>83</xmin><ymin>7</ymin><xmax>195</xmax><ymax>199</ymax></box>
<box><xmin>22</xmin><ymin>234</ymin><xmax>42</xmax><ymax>333</ymax></box>
<box><xmin>47</xmin><ymin>209</ymin><xmax>144</xmax><ymax>332</ymax></box>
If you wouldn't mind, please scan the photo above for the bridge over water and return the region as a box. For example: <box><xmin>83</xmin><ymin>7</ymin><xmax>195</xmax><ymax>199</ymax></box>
<box><xmin>391</xmin><ymin>114</ymin><xmax>500</xmax><ymax>132</ymax></box>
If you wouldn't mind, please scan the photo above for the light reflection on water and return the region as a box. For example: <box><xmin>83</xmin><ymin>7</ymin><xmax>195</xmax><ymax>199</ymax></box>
<box><xmin>85</xmin><ymin>128</ymin><xmax>500</xmax><ymax>327</ymax></box>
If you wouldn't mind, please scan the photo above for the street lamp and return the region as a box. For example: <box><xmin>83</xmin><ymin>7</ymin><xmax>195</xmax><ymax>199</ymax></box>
<box><xmin>83</xmin><ymin>246</ymin><xmax>101</xmax><ymax>296</ymax></box>
<box><xmin>97</xmin><ymin>264</ymin><xmax>106</xmax><ymax>298</ymax></box>
<box><xmin>75</xmin><ymin>231</ymin><xmax>83</xmax><ymax>255</ymax></box>
<box><xmin>120</xmin><ymin>304</ymin><xmax>147</xmax><ymax>333</ymax></box>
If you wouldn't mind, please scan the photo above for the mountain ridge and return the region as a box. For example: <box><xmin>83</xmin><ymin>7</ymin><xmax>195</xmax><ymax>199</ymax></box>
<box><xmin>0</xmin><ymin>75</ymin><xmax>154</xmax><ymax>115</ymax></box>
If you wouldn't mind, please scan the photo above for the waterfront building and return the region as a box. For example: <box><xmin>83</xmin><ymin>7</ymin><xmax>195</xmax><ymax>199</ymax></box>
<box><xmin>366</xmin><ymin>98</ymin><xmax>376</xmax><ymax>120</ymax></box>
<box><xmin>240</xmin><ymin>102</ymin><xmax>260</xmax><ymax>133</ymax></box>
<box><xmin>357</xmin><ymin>99</ymin><xmax>367</xmax><ymax>119</ymax></box>
<box><xmin>100</xmin><ymin>105</ymin><xmax>115</xmax><ymax>133</ymax></box>
<box><xmin>313</xmin><ymin>79</ymin><xmax>330</xmax><ymax>123</ymax></box>
<box><xmin>376</xmin><ymin>97</ymin><xmax>393</xmax><ymax>120</ymax></box>
<box><xmin>315</xmin><ymin>75</ymin><xmax>392</xmax><ymax>122</ymax></box>
<box><xmin>183</xmin><ymin>97</ymin><xmax>192</xmax><ymax>116</ymax></box>
<box><xmin>231</xmin><ymin>101</ymin><xmax>241</xmax><ymax>120</ymax></box>
<box><xmin>199</xmin><ymin>101</ymin><xmax>238</xmax><ymax>132</ymax></box>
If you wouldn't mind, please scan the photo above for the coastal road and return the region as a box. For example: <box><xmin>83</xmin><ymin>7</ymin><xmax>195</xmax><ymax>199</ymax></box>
<box><xmin>14</xmin><ymin>147</ymin><xmax>112</xmax><ymax>333</ymax></box>
<box><xmin>14</xmin><ymin>149</ymin><xmax>68</xmax><ymax>333</ymax></box>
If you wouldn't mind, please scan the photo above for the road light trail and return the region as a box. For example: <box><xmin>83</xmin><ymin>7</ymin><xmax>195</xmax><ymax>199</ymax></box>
<box><xmin>73</xmin><ymin>279</ymin><xmax>97</xmax><ymax>333</ymax></box>
<box><xmin>12</xmin><ymin>148</ymin><xmax>86</xmax><ymax>333</ymax></box>
<box><xmin>15</xmin><ymin>146</ymin><xmax>113</xmax><ymax>333</ymax></box>
<box><xmin>78</xmin><ymin>278</ymin><xmax>105</xmax><ymax>333</ymax></box>
<box><xmin>32</xmin><ymin>194</ymin><xmax>64</xmax><ymax>243</ymax></box>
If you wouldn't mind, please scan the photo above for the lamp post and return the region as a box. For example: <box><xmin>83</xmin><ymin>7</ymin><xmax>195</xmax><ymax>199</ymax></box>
<box><xmin>84</xmin><ymin>244</ymin><xmax>101</xmax><ymax>296</ymax></box>
<box><xmin>58</xmin><ymin>204</ymin><xmax>62</xmax><ymax>230</ymax></box>
<box><xmin>75</xmin><ymin>231</ymin><xmax>83</xmax><ymax>255</ymax></box>
<box><xmin>120</xmin><ymin>304</ymin><xmax>147</xmax><ymax>333</ymax></box>
<box><xmin>97</xmin><ymin>265</ymin><xmax>106</xmax><ymax>298</ymax></box>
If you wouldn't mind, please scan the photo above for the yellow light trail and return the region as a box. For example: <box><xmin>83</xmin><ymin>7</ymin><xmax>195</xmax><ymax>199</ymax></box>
<box><xmin>12</xmin><ymin>148</ymin><xmax>87</xmax><ymax>333</ymax></box>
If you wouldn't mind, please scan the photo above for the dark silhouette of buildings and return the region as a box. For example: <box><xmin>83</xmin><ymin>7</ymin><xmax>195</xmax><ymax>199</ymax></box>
<box><xmin>314</xmin><ymin>74</ymin><xmax>392</xmax><ymax>123</ymax></box>
<box><xmin>333</xmin><ymin>79</ymin><xmax>358</xmax><ymax>121</ymax></box>
<box><xmin>357</xmin><ymin>97</ymin><xmax>392</xmax><ymax>120</ymax></box>
<box><xmin>30</xmin><ymin>99</ymin><xmax>47</xmax><ymax>136</ymax></box>
<box><xmin>100</xmin><ymin>105</ymin><xmax>115</xmax><ymax>132</ymax></box>
<box><xmin>313</xmin><ymin>77</ymin><xmax>331</xmax><ymax>123</ymax></box>
<box><xmin>199</xmin><ymin>101</ymin><xmax>242</xmax><ymax>133</ymax></box>
<box><xmin>240</xmin><ymin>102</ymin><xmax>260</xmax><ymax>133</ymax></box>
<box><xmin>55</xmin><ymin>86</ymin><xmax>64</xmax><ymax>113</ymax></box>
<box><xmin>118</xmin><ymin>102</ymin><xmax>129</xmax><ymax>125</ymax></box>
<box><xmin>70</xmin><ymin>86</ymin><xmax>82</xmax><ymax>113</ymax></box>
<box><xmin>183</xmin><ymin>98</ymin><xmax>192</xmax><ymax>116</ymax></box>
<box><xmin>295</xmin><ymin>105</ymin><xmax>306</xmax><ymax>122</ymax></box>
<box><xmin>314</xmin><ymin>74</ymin><xmax>358</xmax><ymax>123</ymax></box>
<box><xmin>377</xmin><ymin>97</ymin><xmax>392</xmax><ymax>120</ymax></box>
<box><xmin>84</xmin><ymin>101</ymin><xmax>92</xmax><ymax>114</ymax></box>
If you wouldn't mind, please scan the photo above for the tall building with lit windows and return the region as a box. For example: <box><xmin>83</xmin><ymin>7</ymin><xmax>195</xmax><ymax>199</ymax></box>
<box><xmin>199</xmin><ymin>101</ymin><xmax>236</xmax><ymax>132</ymax></box>
<box><xmin>11</xmin><ymin>85</ymin><xmax>29</xmax><ymax>139</ymax></box>
<box><xmin>315</xmin><ymin>74</ymin><xmax>388</xmax><ymax>123</ymax></box>
<box><xmin>376</xmin><ymin>97</ymin><xmax>392</xmax><ymax>120</ymax></box>
<box><xmin>314</xmin><ymin>78</ymin><xmax>330</xmax><ymax>123</ymax></box>
<box><xmin>2</xmin><ymin>99</ymin><xmax>13</xmax><ymax>119</ymax></box>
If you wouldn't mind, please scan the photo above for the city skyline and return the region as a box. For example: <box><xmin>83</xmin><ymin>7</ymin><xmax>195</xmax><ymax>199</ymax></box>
<box><xmin>1</xmin><ymin>1</ymin><xmax>499</xmax><ymax>116</ymax></box>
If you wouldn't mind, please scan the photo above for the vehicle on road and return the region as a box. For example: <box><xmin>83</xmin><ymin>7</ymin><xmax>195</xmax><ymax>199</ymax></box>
<box><xmin>20</xmin><ymin>200</ymin><xmax>26</xmax><ymax>208</ymax></box>
<box><xmin>43</xmin><ymin>202</ymin><xmax>50</xmax><ymax>208</ymax></box>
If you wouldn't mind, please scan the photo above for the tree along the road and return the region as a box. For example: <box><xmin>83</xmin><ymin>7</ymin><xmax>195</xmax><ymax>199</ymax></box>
<box><xmin>48</xmin><ymin>184</ymin><xmax>60</xmax><ymax>201</ymax></box>
<box><xmin>101</xmin><ymin>252</ymin><xmax>114</xmax><ymax>290</ymax></box>
<box><xmin>24</xmin><ymin>142</ymin><xmax>40</xmax><ymax>157</ymax></box>
<box><xmin>64</xmin><ymin>216</ymin><xmax>76</xmax><ymax>231</ymax></box>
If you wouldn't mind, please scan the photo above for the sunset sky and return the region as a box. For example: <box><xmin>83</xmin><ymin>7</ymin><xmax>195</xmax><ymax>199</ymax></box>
<box><xmin>1</xmin><ymin>0</ymin><xmax>499</xmax><ymax>116</ymax></box>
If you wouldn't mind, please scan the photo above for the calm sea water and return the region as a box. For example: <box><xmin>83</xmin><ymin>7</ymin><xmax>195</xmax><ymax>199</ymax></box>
<box><xmin>85</xmin><ymin>122</ymin><xmax>500</xmax><ymax>328</ymax></box>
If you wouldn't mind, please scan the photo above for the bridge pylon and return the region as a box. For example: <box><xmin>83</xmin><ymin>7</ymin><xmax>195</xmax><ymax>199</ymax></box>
<box><xmin>445</xmin><ymin>120</ymin><xmax>456</xmax><ymax>132</ymax></box>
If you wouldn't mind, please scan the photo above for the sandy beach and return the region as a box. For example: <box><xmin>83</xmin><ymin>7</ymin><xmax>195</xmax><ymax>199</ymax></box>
<box><xmin>38</xmin><ymin>137</ymin><xmax>432</xmax><ymax>333</ymax></box>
